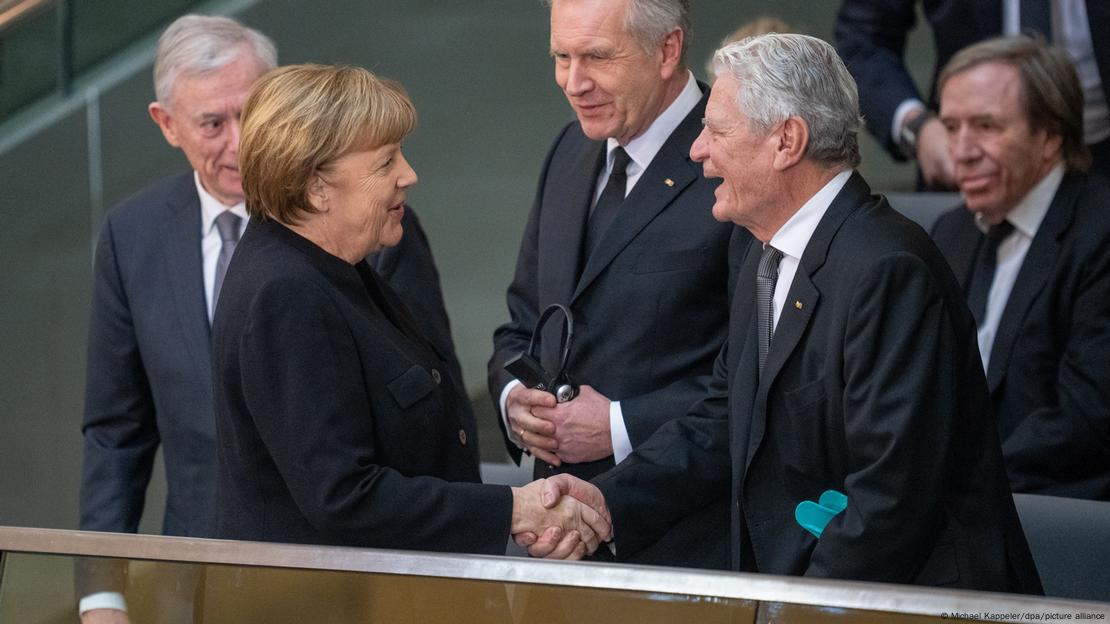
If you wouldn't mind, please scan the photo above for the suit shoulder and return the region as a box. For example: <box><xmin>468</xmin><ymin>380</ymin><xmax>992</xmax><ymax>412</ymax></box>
<box><xmin>1071</xmin><ymin>174</ymin><xmax>1110</xmax><ymax>236</ymax></box>
<box><xmin>839</xmin><ymin>198</ymin><xmax>954</xmax><ymax>274</ymax></box>
<box><xmin>931</xmin><ymin>204</ymin><xmax>975</xmax><ymax>237</ymax></box>
<box><xmin>104</xmin><ymin>171</ymin><xmax>196</xmax><ymax>227</ymax></box>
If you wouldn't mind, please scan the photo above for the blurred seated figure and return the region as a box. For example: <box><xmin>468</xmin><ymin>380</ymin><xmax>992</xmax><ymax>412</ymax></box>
<box><xmin>932</xmin><ymin>36</ymin><xmax>1110</xmax><ymax>500</ymax></box>
<box><xmin>705</xmin><ymin>15</ymin><xmax>791</xmax><ymax>80</ymax></box>
<box><xmin>212</xmin><ymin>63</ymin><xmax>611</xmax><ymax>553</ymax></box>
<box><xmin>835</xmin><ymin>0</ymin><xmax>1110</xmax><ymax>189</ymax></box>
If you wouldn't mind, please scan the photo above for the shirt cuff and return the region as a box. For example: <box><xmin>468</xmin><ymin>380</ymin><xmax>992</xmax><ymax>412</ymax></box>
<box><xmin>500</xmin><ymin>379</ymin><xmax>525</xmax><ymax>449</ymax></box>
<box><xmin>892</xmin><ymin>98</ymin><xmax>927</xmax><ymax>146</ymax></box>
<box><xmin>610</xmin><ymin>400</ymin><xmax>632</xmax><ymax>464</ymax></box>
<box><xmin>79</xmin><ymin>592</ymin><xmax>128</xmax><ymax>615</ymax></box>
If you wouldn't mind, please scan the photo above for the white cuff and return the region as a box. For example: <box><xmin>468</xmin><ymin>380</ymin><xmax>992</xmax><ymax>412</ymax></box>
<box><xmin>79</xmin><ymin>591</ymin><xmax>128</xmax><ymax>615</ymax></box>
<box><xmin>500</xmin><ymin>379</ymin><xmax>525</xmax><ymax>448</ymax></box>
<box><xmin>609</xmin><ymin>401</ymin><xmax>632</xmax><ymax>464</ymax></box>
<box><xmin>892</xmin><ymin>98</ymin><xmax>927</xmax><ymax>145</ymax></box>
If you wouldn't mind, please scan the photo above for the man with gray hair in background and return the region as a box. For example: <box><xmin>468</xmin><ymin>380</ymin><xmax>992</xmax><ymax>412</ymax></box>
<box><xmin>78</xmin><ymin>13</ymin><xmax>476</xmax><ymax>622</ymax></box>
<box><xmin>490</xmin><ymin>0</ymin><xmax>744</xmax><ymax>569</ymax></box>
<box><xmin>77</xmin><ymin>15</ymin><xmax>275</xmax><ymax>623</ymax></box>
<box><xmin>528</xmin><ymin>33</ymin><xmax>1042</xmax><ymax>592</ymax></box>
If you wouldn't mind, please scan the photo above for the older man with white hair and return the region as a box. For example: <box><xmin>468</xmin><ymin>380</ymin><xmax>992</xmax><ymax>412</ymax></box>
<box><xmin>77</xmin><ymin>15</ymin><xmax>275</xmax><ymax>623</ymax></box>
<box><xmin>530</xmin><ymin>33</ymin><xmax>1043</xmax><ymax>593</ymax></box>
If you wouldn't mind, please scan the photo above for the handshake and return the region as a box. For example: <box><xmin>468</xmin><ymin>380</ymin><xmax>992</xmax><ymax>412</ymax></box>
<box><xmin>510</xmin><ymin>475</ymin><xmax>612</xmax><ymax>560</ymax></box>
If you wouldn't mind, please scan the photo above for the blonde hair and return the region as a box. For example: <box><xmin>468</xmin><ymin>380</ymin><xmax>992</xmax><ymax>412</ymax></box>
<box><xmin>239</xmin><ymin>64</ymin><xmax>417</xmax><ymax>223</ymax></box>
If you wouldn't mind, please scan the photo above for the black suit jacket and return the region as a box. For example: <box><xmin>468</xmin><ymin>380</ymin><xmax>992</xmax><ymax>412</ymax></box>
<box><xmin>596</xmin><ymin>173</ymin><xmax>1042</xmax><ymax>593</ymax></box>
<box><xmin>488</xmin><ymin>87</ymin><xmax>745</xmax><ymax>568</ymax></box>
<box><xmin>835</xmin><ymin>0</ymin><xmax>1110</xmax><ymax>159</ymax></box>
<box><xmin>212</xmin><ymin>217</ymin><xmax>511</xmax><ymax>552</ymax></box>
<box><xmin>932</xmin><ymin>172</ymin><xmax>1110</xmax><ymax>500</ymax></box>
<box><xmin>489</xmin><ymin>87</ymin><xmax>744</xmax><ymax>472</ymax></box>
<box><xmin>79</xmin><ymin>172</ymin><xmax>470</xmax><ymax>538</ymax></box>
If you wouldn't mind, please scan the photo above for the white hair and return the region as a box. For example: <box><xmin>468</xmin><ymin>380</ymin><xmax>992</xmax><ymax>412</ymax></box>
<box><xmin>544</xmin><ymin>0</ymin><xmax>690</xmax><ymax>64</ymax></box>
<box><xmin>153</xmin><ymin>14</ymin><xmax>277</xmax><ymax>107</ymax></box>
<box><xmin>712</xmin><ymin>33</ymin><xmax>862</xmax><ymax>168</ymax></box>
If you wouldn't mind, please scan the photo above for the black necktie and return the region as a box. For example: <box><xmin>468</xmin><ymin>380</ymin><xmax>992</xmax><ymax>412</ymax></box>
<box><xmin>212</xmin><ymin>211</ymin><xmax>242</xmax><ymax>314</ymax></box>
<box><xmin>756</xmin><ymin>245</ymin><xmax>784</xmax><ymax>377</ymax></box>
<box><xmin>585</xmin><ymin>147</ymin><xmax>632</xmax><ymax>256</ymax></box>
<box><xmin>966</xmin><ymin>220</ymin><xmax>1015</xmax><ymax>327</ymax></box>
<box><xmin>1020</xmin><ymin>0</ymin><xmax>1053</xmax><ymax>42</ymax></box>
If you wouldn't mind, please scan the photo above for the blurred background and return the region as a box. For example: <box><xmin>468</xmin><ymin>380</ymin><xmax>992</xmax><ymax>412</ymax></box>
<box><xmin>0</xmin><ymin>0</ymin><xmax>935</xmax><ymax>533</ymax></box>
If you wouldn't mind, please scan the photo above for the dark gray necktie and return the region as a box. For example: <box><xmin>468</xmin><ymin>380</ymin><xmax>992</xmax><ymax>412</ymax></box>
<box><xmin>585</xmin><ymin>147</ymin><xmax>633</xmax><ymax>256</ymax></box>
<box><xmin>1020</xmin><ymin>0</ymin><xmax>1053</xmax><ymax>42</ymax></box>
<box><xmin>756</xmin><ymin>244</ymin><xmax>784</xmax><ymax>376</ymax></box>
<box><xmin>212</xmin><ymin>211</ymin><xmax>243</xmax><ymax>314</ymax></box>
<box><xmin>966</xmin><ymin>220</ymin><xmax>1015</xmax><ymax>327</ymax></box>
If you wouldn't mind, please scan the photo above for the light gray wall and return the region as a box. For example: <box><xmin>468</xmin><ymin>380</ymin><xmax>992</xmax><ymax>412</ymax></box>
<box><xmin>0</xmin><ymin>0</ymin><xmax>934</xmax><ymax>532</ymax></box>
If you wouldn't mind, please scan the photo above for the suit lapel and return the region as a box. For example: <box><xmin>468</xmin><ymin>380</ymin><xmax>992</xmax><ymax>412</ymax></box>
<box><xmin>728</xmin><ymin>244</ymin><xmax>762</xmax><ymax>489</ymax></box>
<box><xmin>945</xmin><ymin>209</ymin><xmax>983</xmax><ymax>294</ymax></box>
<box><xmin>163</xmin><ymin>179</ymin><xmax>212</xmax><ymax>377</ymax></box>
<box><xmin>987</xmin><ymin>174</ymin><xmax>1077</xmax><ymax>390</ymax></box>
<box><xmin>572</xmin><ymin>89</ymin><xmax>709</xmax><ymax>302</ymax></box>
<box><xmin>744</xmin><ymin>172</ymin><xmax>868</xmax><ymax>472</ymax></box>
<box><xmin>546</xmin><ymin>141</ymin><xmax>605</xmax><ymax>305</ymax></box>
<box><xmin>573</xmin><ymin>143</ymin><xmax>697</xmax><ymax>300</ymax></box>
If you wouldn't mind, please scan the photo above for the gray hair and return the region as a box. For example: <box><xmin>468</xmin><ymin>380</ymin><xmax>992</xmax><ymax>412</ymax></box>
<box><xmin>712</xmin><ymin>34</ymin><xmax>862</xmax><ymax>169</ymax></box>
<box><xmin>153</xmin><ymin>14</ymin><xmax>277</xmax><ymax>107</ymax></box>
<box><xmin>544</xmin><ymin>0</ymin><xmax>690</xmax><ymax>65</ymax></box>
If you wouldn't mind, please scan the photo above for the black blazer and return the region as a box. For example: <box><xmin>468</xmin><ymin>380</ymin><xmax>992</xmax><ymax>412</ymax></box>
<box><xmin>489</xmin><ymin>86</ymin><xmax>746</xmax><ymax>475</ymax></box>
<box><xmin>932</xmin><ymin>172</ymin><xmax>1110</xmax><ymax>500</ymax></box>
<box><xmin>212</xmin><ymin>218</ymin><xmax>511</xmax><ymax>552</ymax></box>
<box><xmin>488</xmin><ymin>86</ymin><xmax>745</xmax><ymax>569</ymax></box>
<box><xmin>596</xmin><ymin>173</ymin><xmax>1042</xmax><ymax>593</ymax></box>
<box><xmin>79</xmin><ymin>171</ymin><xmax>472</xmax><ymax>539</ymax></box>
<box><xmin>835</xmin><ymin>0</ymin><xmax>1110</xmax><ymax>158</ymax></box>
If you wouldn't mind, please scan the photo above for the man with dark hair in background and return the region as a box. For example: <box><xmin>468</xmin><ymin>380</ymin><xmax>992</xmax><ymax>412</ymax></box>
<box><xmin>933</xmin><ymin>35</ymin><xmax>1110</xmax><ymax>500</ymax></box>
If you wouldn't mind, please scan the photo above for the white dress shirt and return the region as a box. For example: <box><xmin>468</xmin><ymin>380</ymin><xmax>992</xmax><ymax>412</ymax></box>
<box><xmin>975</xmin><ymin>163</ymin><xmax>1063</xmax><ymax>369</ymax></box>
<box><xmin>501</xmin><ymin>71</ymin><xmax>702</xmax><ymax>463</ymax></box>
<box><xmin>767</xmin><ymin>171</ymin><xmax>854</xmax><ymax>331</ymax></box>
<box><xmin>197</xmin><ymin>172</ymin><xmax>249</xmax><ymax>322</ymax></box>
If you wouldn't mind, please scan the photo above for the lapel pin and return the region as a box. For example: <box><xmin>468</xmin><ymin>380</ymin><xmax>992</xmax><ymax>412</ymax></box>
<box><xmin>664</xmin><ymin>178</ymin><xmax>674</xmax><ymax>187</ymax></box>
<box><xmin>794</xmin><ymin>300</ymin><xmax>804</xmax><ymax>310</ymax></box>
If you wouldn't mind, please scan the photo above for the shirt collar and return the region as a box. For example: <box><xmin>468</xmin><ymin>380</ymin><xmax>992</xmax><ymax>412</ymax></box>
<box><xmin>605</xmin><ymin>71</ymin><xmax>701</xmax><ymax>173</ymax></box>
<box><xmin>974</xmin><ymin>163</ymin><xmax>1063</xmax><ymax>237</ymax></box>
<box><xmin>195</xmin><ymin>171</ymin><xmax>248</xmax><ymax>236</ymax></box>
<box><xmin>769</xmin><ymin>170</ymin><xmax>854</xmax><ymax>261</ymax></box>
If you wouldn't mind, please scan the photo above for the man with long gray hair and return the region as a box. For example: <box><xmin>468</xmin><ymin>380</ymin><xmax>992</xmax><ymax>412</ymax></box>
<box><xmin>528</xmin><ymin>33</ymin><xmax>1043</xmax><ymax>592</ymax></box>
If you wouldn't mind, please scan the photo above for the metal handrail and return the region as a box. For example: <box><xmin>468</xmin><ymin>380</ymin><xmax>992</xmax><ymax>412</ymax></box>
<box><xmin>0</xmin><ymin>0</ymin><xmax>52</xmax><ymax>33</ymax></box>
<box><xmin>0</xmin><ymin>525</ymin><xmax>1106</xmax><ymax>618</ymax></box>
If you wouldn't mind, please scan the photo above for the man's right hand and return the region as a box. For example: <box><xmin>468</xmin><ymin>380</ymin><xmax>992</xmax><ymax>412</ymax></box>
<box><xmin>915</xmin><ymin>116</ymin><xmax>957</xmax><ymax>190</ymax></box>
<box><xmin>506</xmin><ymin>385</ymin><xmax>560</xmax><ymax>465</ymax></box>
<box><xmin>518</xmin><ymin>474</ymin><xmax>612</xmax><ymax>559</ymax></box>
<box><xmin>81</xmin><ymin>609</ymin><xmax>130</xmax><ymax>624</ymax></box>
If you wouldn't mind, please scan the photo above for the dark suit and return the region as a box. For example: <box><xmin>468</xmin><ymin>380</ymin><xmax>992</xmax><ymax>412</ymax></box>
<box><xmin>835</xmin><ymin>0</ymin><xmax>1110</xmax><ymax>160</ymax></box>
<box><xmin>595</xmin><ymin>173</ymin><xmax>1042</xmax><ymax>593</ymax></box>
<box><xmin>79</xmin><ymin>172</ymin><xmax>471</xmax><ymax>541</ymax></box>
<box><xmin>488</xmin><ymin>87</ymin><xmax>745</xmax><ymax>568</ymax></box>
<box><xmin>212</xmin><ymin>217</ymin><xmax>510</xmax><ymax>552</ymax></box>
<box><xmin>932</xmin><ymin>172</ymin><xmax>1110</xmax><ymax>500</ymax></box>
